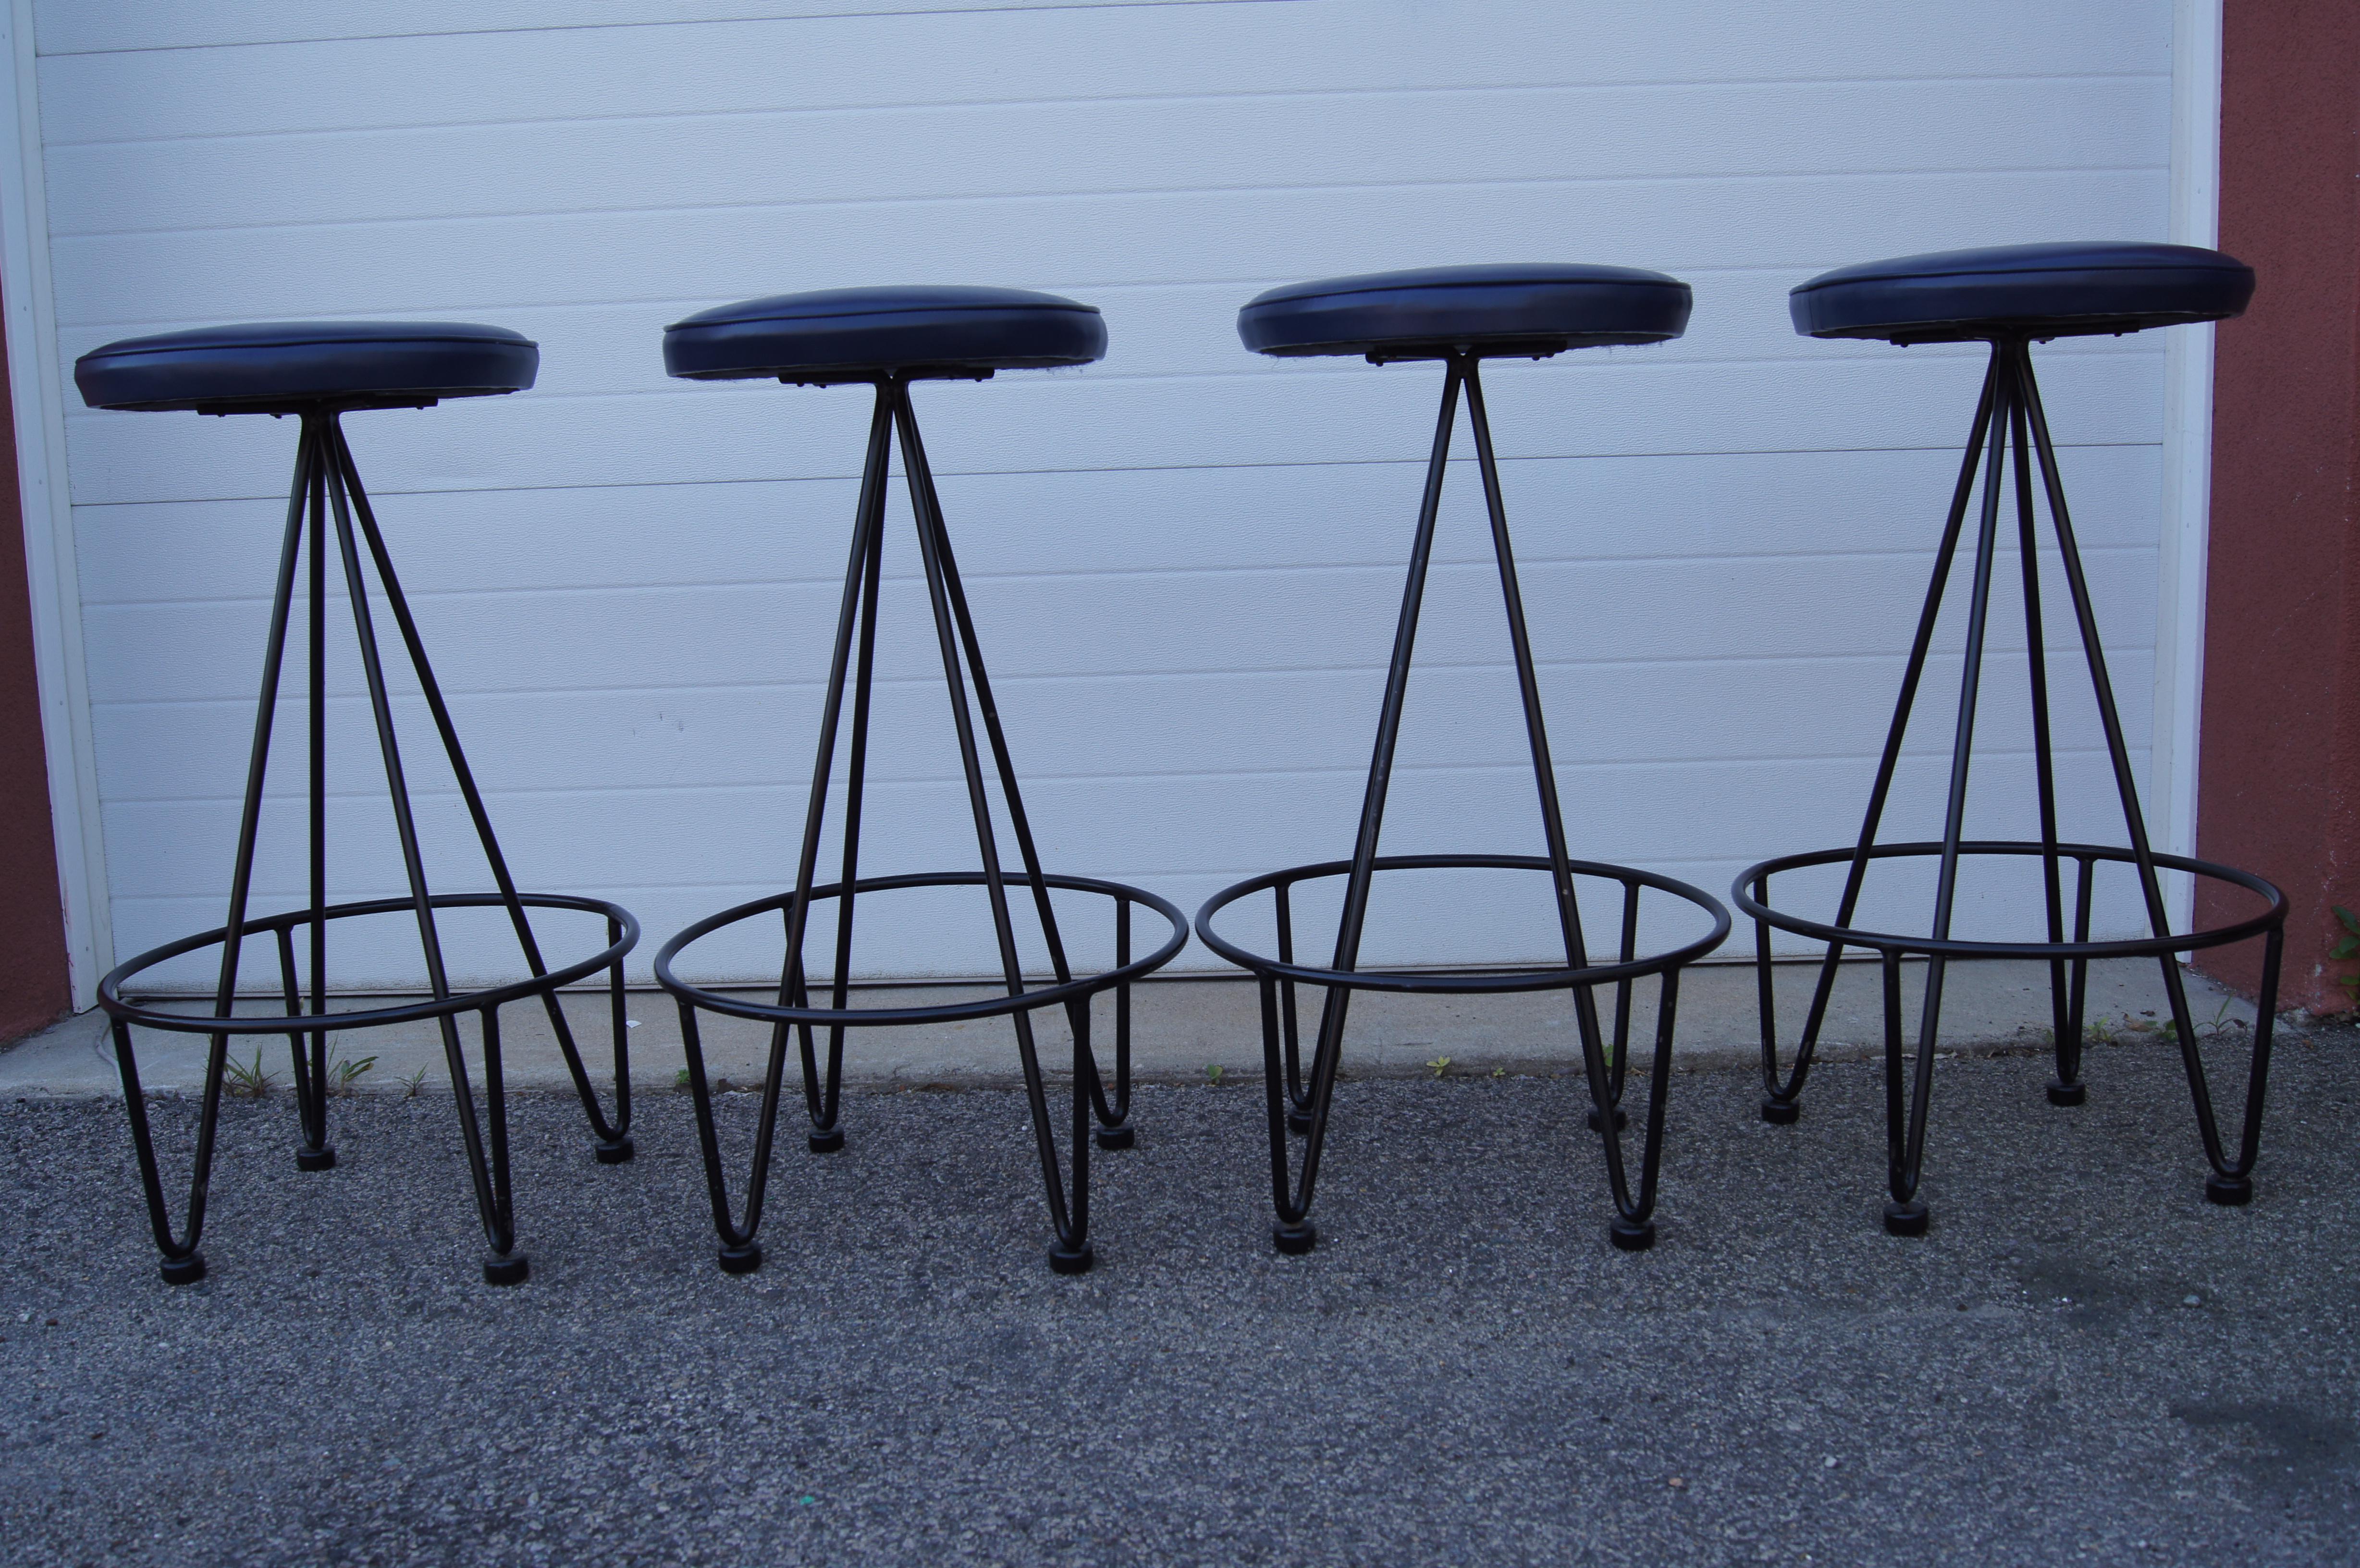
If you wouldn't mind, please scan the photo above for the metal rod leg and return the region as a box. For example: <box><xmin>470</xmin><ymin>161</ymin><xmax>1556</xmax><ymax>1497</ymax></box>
<box><xmin>121</xmin><ymin>419</ymin><xmax>317</xmax><ymax>1283</ymax></box>
<box><xmin>815</xmin><ymin>444</ymin><xmax>890</xmax><ymax>1151</ymax></box>
<box><xmin>295</xmin><ymin>444</ymin><xmax>332</xmax><ymax>1167</ymax></box>
<box><xmin>331</xmin><ymin>427</ymin><xmax>634</xmax><ymax>1161</ymax></box>
<box><xmin>1466</xmin><ymin>359</ymin><xmax>1649</xmax><ymax>1239</ymax></box>
<box><xmin>895</xmin><ymin>379</ymin><xmax>1093</xmax><ymax>1272</ymax></box>
<box><xmin>1885</xmin><ymin>346</ymin><xmax>2015</xmax><ymax>1236</ymax></box>
<box><xmin>2010</xmin><ymin>389</ymin><xmax>2078</xmax><ymax>1109</ymax></box>
<box><xmin>2016</xmin><ymin>345</ymin><xmax>2275</xmax><ymax>1202</ymax></box>
<box><xmin>324</xmin><ymin>424</ymin><xmax>516</xmax><ymax>1281</ymax></box>
<box><xmin>899</xmin><ymin>407</ymin><xmax>1117</xmax><ymax>1140</ymax></box>
<box><xmin>762</xmin><ymin>386</ymin><xmax>895</xmax><ymax>1163</ymax></box>
<box><xmin>1760</xmin><ymin>353</ymin><xmax>2005</xmax><ymax>1122</ymax></box>
<box><xmin>1280</xmin><ymin>358</ymin><xmax>1467</xmax><ymax>1254</ymax></box>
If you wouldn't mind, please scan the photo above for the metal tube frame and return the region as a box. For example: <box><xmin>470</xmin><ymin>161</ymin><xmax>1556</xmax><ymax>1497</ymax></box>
<box><xmin>1193</xmin><ymin>351</ymin><xmax>1733</xmax><ymax>1255</ymax></box>
<box><xmin>1734</xmin><ymin>337</ymin><xmax>2288</xmax><ymax>1234</ymax></box>
<box><xmin>98</xmin><ymin>405</ymin><xmax>640</xmax><ymax>1286</ymax></box>
<box><xmin>652</xmin><ymin>373</ymin><xmax>1189</xmax><ymax>1277</ymax></box>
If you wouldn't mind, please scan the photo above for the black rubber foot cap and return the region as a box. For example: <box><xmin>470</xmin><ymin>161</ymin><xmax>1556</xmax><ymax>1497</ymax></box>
<box><xmin>807</xmin><ymin>1127</ymin><xmax>846</xmax><ymax>1154</ymax></box>
<box><xmin>1761</xmin><ymin>1097</ymin><xmax>1800</xmax><ymax>1126</ymax></box>
<box><xmin>718</xmin><ymin>1243</ymin><xmax>763</xmax><ymax>1275</ymax></box>
<box><xmin>2206</xmin><ymin>1174</ymin><xmax>2254</xmax><ymax>1207</ymax></box>
<box><xmin>1588</xmin><ymin>1104</ymin><xmax>1628</xmax><ymax>1134</ymax></box>
<box><xmin>295</xmin><ymin>1146</ymin><xmax>336</xmax><ymax>1172</ymax></box>
<box><xmin>1883</xmin><ymin>1199</ymin><xmax>1930</xmax><ymax>1237</ymax></box>
<box><xmin>1609</xmin><ymin>1217</ymin><xmax>1656</xmax><ymax>1252</ymax></box>
<box><xmin>2046</xmin><ymin>1079</ymin><xmax>2087</xmax><ymax>1108</ymax></box>
<box><xmin>159</xmin><ymin>1253</ymin><xmax>206</xmax><ymax>1286</ymax></box>
<box><xmin>1094</xmin><ymin>1124</ymin><xmax>1135</xmax><ymax>1151</ymax></box>
<box><xmin>1273</xmin><ymin>1222</ymin><xmax>1317</xmax><ymax>1256</ymax></box>
<box><xmin>1286</xmin><ymin>1107</ymin><xmax>1314</xmax><ymax>1135</ymax></box>
<box><xmin>1048</xmin><ymin>1244</ymin><xmax>1095</xmax><ymax>1275</ymax></box>
<box><xmin>593</xmin><ymin>1136</ymin><xmax>635</xmax><ymax>1165</ymax></box>
<box><xmin>482</xmin><ymin>1254</ymin><xmax>529</xmax><ymax>1286</ymax></box>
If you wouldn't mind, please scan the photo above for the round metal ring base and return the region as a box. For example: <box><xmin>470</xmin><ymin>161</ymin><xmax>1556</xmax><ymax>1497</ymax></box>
<box><xmin>100</xmin><ymin>891</ymin><xmax>639</xmax><ymax>1039</ymax></box>
<box><xmin>1883</xmin><ymin>1199</ymin><xmax>1930</xmax><ymax>1237</ymax></box>
<box><xmin>1273</xmin><ymin>1222</ymin><xmax>1317</xmax><ymax>1256</ymax></box>
<box><xmin>295</xmin><ymin>1146</ymin><xmax>337</xmax><ymax>1172</ymax></box>
<box><xmin>656</xmin><ymin>871</ymin><xmax>1190</xmax><ymax>1033</ymax></box>
<box><xmin>718</xmin><ymin>1243</ymin><xmax>763</xmax><ymax>1275</ymax></box>
<box><xmin>1588</xmin><ymin>1104</ymin><xmax>1628</xmax><ymax>1134</ymax></box>
<box><xmin>1761</xmin><ymin>1097</ymin><xmax>1801</xmax><ymax>1126</ymax></box>
<box><xmin>2046</xmin><ymin>1079</ymin><xmax>2088</xmax><ymax>1108</ymax></box>
<box><xmin>1196</xmin><ymin>854</ymin><xmax>1732</xmax><ymax>1000</ymax></box>
<box><xmin>1609</xmin><ymin>1217</ymin><xmax>1656</xmax><ymax>1252</ymax></box>
<box><xmin>1733</xmin><ymin>841</ymin><xmax>2286</xmax><ymax>964</ymax></box>
<box><xmin>1094</xmin><ymin>1124</ymin><xmax>1134</xmax><ymax>1151</ymax></box>
<box><xmin>159</xmin><ymin>1253</ymin><xmax>206</xmax><ymax>1286</ymax></box>
<box><xmin>593</xmin><ymin>1136</ymin><xmax>635</xmax><ymax>1165</ymax></box>
<box><xmin>482</xmin><ymin>1254</ymin><xmax>529</xmax><ymax>1287</ymax></box>
<box><xmin>807</xmin><ymin>1127</ymin><xmax>846</xmax><ymax>1154</ymax></box>
<box><xmin>1048</xmin><ymin>1243</ymin><xmax>1095</xmax><ymax>1276</ymax></box>
<box><xmin>2205</xmin><ymin>1174</ymin><xmax>2254</xmax><ymax>1207</ymax></box>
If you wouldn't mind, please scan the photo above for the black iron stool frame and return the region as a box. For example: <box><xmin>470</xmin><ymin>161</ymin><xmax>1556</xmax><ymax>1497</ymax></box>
<box><xmin>100</xmin><ymin>405</ymin><xmax>638</xmax><ymax>1286</ymax></box>
<box><xmin>1196</xmin><ymin>350</ymin><xmax>1732</xmax><ymax>1255</ymax></box>
<box><xmin>654</xmin><ymin>372</ymin><xmax>1188</xmax><ymax>1277</ymax></box>
<box><xmin>1734</xmin><ymin>339</ymin><xmax>2286</xmax><ymax>1235</ymax></box>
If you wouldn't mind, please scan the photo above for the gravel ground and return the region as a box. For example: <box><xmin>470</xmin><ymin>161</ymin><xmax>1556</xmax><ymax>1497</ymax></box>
<box><xmin>2</xmin><ymin>1032</ymin><xmax>2355</xmax><ymax>1566</ymax></box>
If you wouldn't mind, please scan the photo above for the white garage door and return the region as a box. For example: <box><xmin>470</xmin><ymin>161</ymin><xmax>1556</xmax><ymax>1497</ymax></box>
<box><xmin>35</xmin><ymin>0</ymin><xmax>2188</xmax><ymax>988</ymax></box>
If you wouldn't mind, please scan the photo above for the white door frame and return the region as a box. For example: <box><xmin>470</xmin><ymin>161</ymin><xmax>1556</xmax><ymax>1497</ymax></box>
<box><xmin>2154</xmin><ymin>0</ymin><xmax>2224</xmax><ymax>929</ymax></box>
<box><xmin>0</xmin><ymin>0</ymin><xmax>111</xmax><ymax>1007</ymax></box>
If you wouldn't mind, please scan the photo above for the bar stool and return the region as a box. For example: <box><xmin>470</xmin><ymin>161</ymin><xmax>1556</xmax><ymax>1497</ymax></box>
<box><xmin>1192</xmin><ymin>265</ymin><xmax>1733</xmax><ymax>1254</ymax></box>
<box><xmin>652</xmin><ymin>286</ymin><xmax>1188</xmax><ymax>1276</ymax></box>
<box><xmin>75</xmin><ymin>321</ymin><xmax>639</xmax><ymax>1286</ymax></box>
<box><xmin>1735</xmin><ymin>242</ymin><xmax>2286</xmax><ymax>1234</ymax></box>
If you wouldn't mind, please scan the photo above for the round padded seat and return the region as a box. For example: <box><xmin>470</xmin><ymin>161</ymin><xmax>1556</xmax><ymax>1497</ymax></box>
<box><xmin>1237</xmin><ymin>263</ymin><xmax>1691</xmax><ymax>359</ymax></box>
<box><xmin>74</xmin><ymin>321</ymin><xmax>537</xmax><ymax>413</ymax></box>
<box><xmin>1790</xmin><ymin>241</ymin><xmax>2254</xmax><ymax>345</ymax></box>
<box><xmin>664</xmin><ymin>285</ymin><xmax>1106</xmax><ymax>384</ymax></box>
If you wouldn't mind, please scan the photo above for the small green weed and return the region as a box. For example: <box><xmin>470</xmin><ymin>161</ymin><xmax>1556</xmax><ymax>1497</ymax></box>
<box><xmin>399</xmin><ymin>1066</ymin><xmax>429</xmax><ymax>1099</ymax></box>
<box><xmin>222</xmin><ymin>1049</ymin><xmax>275</xmax><ymax>1099</ymax></box>
<box><xmin>674</xmin><ymin>1067</ymin><xmax>693</xmax><ymax>1092</ymax></box>
<box><xmin>1426</xmin><ymin>1055</ymin><xmax>1452</xmax><ymax>1078</ymax></box>
<box><xmin>1204</xmin><ymin>1064</ymin><xmax>1225</xmax><ymax>1086</ymax></box>
<box><xmin>2331</xmin><ymin>906</ymin><xmax>2360</xmax><ymax>996</ymax></box>
<box><xmin>2162</xmin><ymin>997</ymin><xmax>2247</xmax><ymax>1045</ymax></box>
<box><xmin>324</xmin><ymin>1050</ymin><xmax>377</xmax><ymax>1097</ymax></box>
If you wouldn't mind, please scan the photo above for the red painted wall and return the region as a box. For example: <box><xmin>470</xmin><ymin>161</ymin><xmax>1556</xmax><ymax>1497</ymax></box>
<box><xmin>2195</xmin><ymin>1</ymin><xmax>2360</xmax><ymax>1009</ymax></box>
<box><xmin>0</xmin><ymin>302</ymin><xmax>70</xmax><ymax>1040</ymax></box>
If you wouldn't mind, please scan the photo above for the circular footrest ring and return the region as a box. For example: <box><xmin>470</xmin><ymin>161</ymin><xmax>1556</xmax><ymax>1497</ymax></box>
<box><xmin>1194</xmin><ymin>853</ymin><xmax>1732</xmax><ymax>992</ymax></box>
<box><xmin>1733</xmin><ymin>840</ymin><xmax>2286</xmax><ymax>961</ymax></box>
<box><xmin>98</xmin><ymin>892</ymin><xmax>639</xmax><ymax>1034</ymax></box>
<box><xmin>652</xmin><ymin>870</ymin><xmax>1189</xmax><ymax>1027</ymax></box>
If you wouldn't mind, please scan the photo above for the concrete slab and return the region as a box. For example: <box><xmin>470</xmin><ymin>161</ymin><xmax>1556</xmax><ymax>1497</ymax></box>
<box><xmin>0</xmin><ymin>957</ymin><xmax>2257</xmax><ymax>1099</ymax></box>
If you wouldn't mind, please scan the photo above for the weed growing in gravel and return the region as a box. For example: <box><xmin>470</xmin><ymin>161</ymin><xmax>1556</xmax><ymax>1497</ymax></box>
<box><xmin>324</xmin><ymin>1051</ymin><xmax>377</xmax><ymax>1097</ymax></box>
<box><xmin>222</xmin><ymin>1049</ymin><xmax>275</xmax><ymax>1099</ymax></box>
<box><xmin>2163</xmin><ymin>998</ymin><xmax>2247</xmax><ymax>1045</ymax></box>
<box><xmin>398</xmin><ymin>1067</ymin><xmax>429</xmax><ymax>1098</ymax></box>
<box><xmin>1204</xmin><ymin>1064</ymin><xmax>1224</xmax><ymax>1086</ymax></box>
<box><xmin>1427</xmin><ymin>1055</ymin><xmax>1451</xmax><ymax>1078</ymax></box>
<box><xmin>2331</xmin><ymin>906</ymin><xmax>2360</xmax><ymax>998</ymax></box>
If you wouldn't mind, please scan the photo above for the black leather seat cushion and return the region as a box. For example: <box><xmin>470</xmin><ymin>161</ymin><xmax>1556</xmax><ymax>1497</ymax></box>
<box><xmin>75</xmin><ymin>321</ymin><xmax>537</xmax><ymax>412</ymax></box>
<box><xmin>1790</xmin><ymin>242</ymin><xmax>2254</xmax><ymax>344</ymax></box>
<box><xmin>664</xmin><ymin>286</ymin><xmax>1105</xmax><ymax>382</ymax></box>
<box><xmin>1237</xmin><ymin>263</ymin><xmax>1691</xmax><ymax>358</ymax></box>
